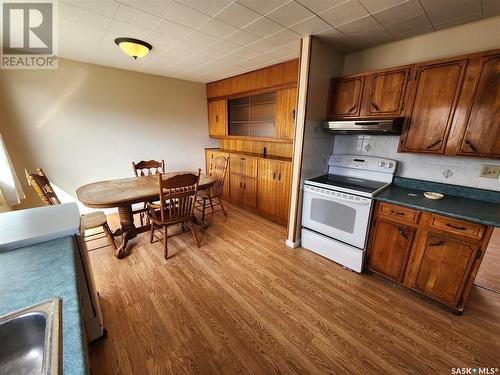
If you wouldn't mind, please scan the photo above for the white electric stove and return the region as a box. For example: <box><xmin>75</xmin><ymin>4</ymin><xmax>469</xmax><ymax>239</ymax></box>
<box><xmin>301</xmin><ymin>154</ymin><xmax>397</xmax><ymax>272</ymax></box>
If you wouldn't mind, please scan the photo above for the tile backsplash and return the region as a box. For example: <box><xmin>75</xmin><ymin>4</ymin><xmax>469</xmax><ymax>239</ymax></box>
<box><xmin>333</xmin><ymin>135</ymin><xmax>500</xmax><ymax>192</ymax></box>
<box><xmin>301</xmin><ymin>120</ymin><xmax>335</xmax><ymax>183</ymax></box>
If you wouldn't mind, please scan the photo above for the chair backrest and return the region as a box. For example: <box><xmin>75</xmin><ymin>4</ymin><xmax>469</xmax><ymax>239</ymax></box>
<box><xmin>157</xmin><ymin>170</ymin><xmax>200</xmax><ymax>224</ymax></box>
<box><xmin>209</xmin><ymin>156</ymin><xmax>229</xmax><ymax>197</ymax></box>
<box><xmin>25</xmin><ymin>168</ymin><xmax>61</xmax><ymax>205</ymax></box>
<box><xmin>132</xmin><ymin>159</ymin><xmax>165</xmax><ymax>177</ymax></box>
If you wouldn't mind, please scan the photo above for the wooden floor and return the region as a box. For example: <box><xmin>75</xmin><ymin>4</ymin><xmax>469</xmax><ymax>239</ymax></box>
<box><xmin>88</xmin><ymin>203</ymin><xmax>500</xmax><ymax>375</ymax></box>
<box><xmin>475</xmin><ymin>228</ymin><xmax>500</xmax><ymax>293</ymax></box>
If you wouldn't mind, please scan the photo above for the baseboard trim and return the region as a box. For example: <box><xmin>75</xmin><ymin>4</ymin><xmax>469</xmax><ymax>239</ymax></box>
<box><xmin>286</xmin><ymin>239</ymin><xmax>301</xmax><ymax>248</ymax></box>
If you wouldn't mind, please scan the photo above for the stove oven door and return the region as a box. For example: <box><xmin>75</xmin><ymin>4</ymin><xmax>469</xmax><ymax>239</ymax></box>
<box><xmin>302</xmin><ymin>184</ymin><xmax>372</xmax><ymax>249</ymax></box>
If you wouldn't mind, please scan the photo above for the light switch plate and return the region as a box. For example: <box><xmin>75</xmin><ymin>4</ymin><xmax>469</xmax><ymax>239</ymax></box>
<box><xmin>479</xmin><ymin>164</ymin><xmax>500</xmax><ymax>179</ymax></box>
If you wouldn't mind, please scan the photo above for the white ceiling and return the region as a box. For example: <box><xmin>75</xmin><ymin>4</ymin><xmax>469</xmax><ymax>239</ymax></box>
<box><xmin>56</xmin><ymin>0</ymin><xmax>500</xmax><ymax>82</ymax></box>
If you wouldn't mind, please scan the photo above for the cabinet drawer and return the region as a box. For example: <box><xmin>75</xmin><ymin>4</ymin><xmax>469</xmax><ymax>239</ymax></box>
<box><xmin>429</xmin><ymin>215</ymin><xmax>485</xmax><ymax>239</ymax></box>
<box><xmin>378</xmin><ymin>202</ymin><xmax>421</xmax><ymax>223</ymax></box>
<box><xmin>230</xmin><ymin>155</ymin><xmax>257</xmax><ymax>178</ymax></box>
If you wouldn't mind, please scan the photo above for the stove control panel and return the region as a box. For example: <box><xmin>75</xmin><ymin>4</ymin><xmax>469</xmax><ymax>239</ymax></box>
<box><xmin>328</xmin><ymin>154</ymin><xmax>397</xmax><ymax>174</ymax></box>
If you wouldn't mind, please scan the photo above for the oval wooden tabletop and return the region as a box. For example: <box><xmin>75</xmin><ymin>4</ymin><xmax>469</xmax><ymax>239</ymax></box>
<box><xmin>76</xmin><ymin>172</ymin><xmax>214</xmax><ymax>208</ymax></box>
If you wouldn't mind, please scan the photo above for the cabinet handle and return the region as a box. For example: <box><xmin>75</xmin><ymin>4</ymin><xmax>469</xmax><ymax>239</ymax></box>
<box><xmin>445</xmin><ymin>223</ymin><xmax>466</xmax><ymax>231</ymax></box>
<box><xmin>398</xmin><ymin>228</ymin><xmax>408</xmax><ymax>240</ymax></box>
<box><xmin>371</xmin><ymin>102</ymin><xmax>380</xmax><ymax>111</ymax></box>
<box><xmin>215</xmin><ymin>115</ymin><xmax>219</xmax><ymax>122</ymax></box>
<box><xmin>426</xmin><ymin>139</ymin><xmax>442</xmax><ymax>150</ymax></box>
<box><xmin>239</xmin><ymin>181</ymin><xmax>242</xmax><ymax>188</ymax></box>
<box><xmin>390</xmin><ymin>210</ymin><xmax>405</xmax><ymax>216</ymax></box>
<box><xmin>292</xmin><ymin>109</ymin><xmax>296</xmax><ymax>119</ymax></box>
<box><xmin>272</xmin><ymin>172</ymin><xmax>276</xmax><ymax>180</ymax></box>
<box><xmin>464</xmin><ymin>139</ymin><xmax>478</xmax><ymax>152</ymax></box>
<box><xmin>348</xmin><ymin>105</ymin><xmax>356</xmax><ymax>113</ymax></box>
<box><xmin>278</xmin><ymin>173</ymin><xmax>281</xmax><ymax>181</ymax></box>
<box><xmin>244</xmin><ymin>182</ymin><xmax>246</xmax><ymax>189</ymax></box>
<box><xmin>429</xmin><ymin>240</ymin><xmax>446</xmax><ymax>247</ymax></box>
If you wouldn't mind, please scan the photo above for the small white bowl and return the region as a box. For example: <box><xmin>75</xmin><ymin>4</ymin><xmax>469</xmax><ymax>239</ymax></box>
<box><xmin>424</xmin><ymin>192</ymin><xmax>444</xmax><ymax>200</ymax></box>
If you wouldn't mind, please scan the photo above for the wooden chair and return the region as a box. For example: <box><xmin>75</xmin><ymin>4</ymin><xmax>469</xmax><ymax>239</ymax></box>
<box><xmin>195</xmin><ymin>156</ymin><xmax>228</xmax><ymax>223</ymax></box>
<box><xmin>148</xmin><ymin>170</ymin><xmax>201</xmax><ymax>259</ymax></box>
<box><xmin>131</xmin><ymin>159</ymin><xmax>165</xmax><ymax>226</ymax></box>
<box><xmin>26</xmin><ymin>168</ymin><xmax>116</xmax><ymax>250</ymax></box>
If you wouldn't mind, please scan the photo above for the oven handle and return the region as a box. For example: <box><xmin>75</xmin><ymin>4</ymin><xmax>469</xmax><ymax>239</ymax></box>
<box><xmin>305</xmin><ymin>186</ymin><xmax>370</xmax><ymax>205</ymax></box>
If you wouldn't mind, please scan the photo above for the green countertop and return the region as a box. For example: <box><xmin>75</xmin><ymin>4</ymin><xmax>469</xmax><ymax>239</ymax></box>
<box><xmin>375</xmin><ymin>178</ymin><xmax>500</xmax><ymax>227</ymax></box>
<box><xmin>0</xmin><ymin>236</ymin><xmax>88</xmax><ymax>374</ymax></box>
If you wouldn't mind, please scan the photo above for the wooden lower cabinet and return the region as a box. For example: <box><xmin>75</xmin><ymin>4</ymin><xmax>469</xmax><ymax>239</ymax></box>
<box><xmin>205</xmin><ymin>148</ymin><xmax>291</xmax><ymax>226</ymax></box>
<box><xmin>367</xmin><ymin>202</ymin><xmax>493</xmax><ymax>312</ymax></box>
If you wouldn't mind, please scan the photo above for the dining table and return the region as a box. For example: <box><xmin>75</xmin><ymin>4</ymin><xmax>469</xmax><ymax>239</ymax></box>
<box><xmin>76</xmin><ymin>172</ymin><xmax>214</xmax><ymax>259</ymax></box>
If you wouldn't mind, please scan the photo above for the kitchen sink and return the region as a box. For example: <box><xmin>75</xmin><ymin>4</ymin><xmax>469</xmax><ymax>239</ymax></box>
<box><xmin>0</xmin><ymin>299</ymin><xmax>61</xmax><ymax>375</ymax></box>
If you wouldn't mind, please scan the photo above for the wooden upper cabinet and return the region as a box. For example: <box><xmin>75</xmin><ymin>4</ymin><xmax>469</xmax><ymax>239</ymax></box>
<box><xmin>275</xmin><ymin>88</ymin><xmax>297</xmax><ymax>140</ymax></box>
<box><xmin>329</xmin><ymin>76</ymin><xmax>364</xmax><ymax>118</ymax></box>
<box><xmin>412</xmin><ymin>233</ymin><xmax>479</xmax><ymax>305</ymax></box>
<box><xmin>362</xmin><ymin>67</ymin><xmax>411</xmax><ymax>117</ymax></box>
<box><xmin>208</xmin><ymin>100</ymin><xmax>227</xmax><ymax>137</ymax></box>
<box><xmin>455</xmin><ymin>54</ymin><xmax>500</xmax><ymax>157</ymax></box>
<box><xmin>399</xmin><ymin>59</ymin><xmax>467</xmax><ymax>153</ymax></box>
<box><xmin>368</xmin><ymin>219</ymin><xmax>415</xmax><ymax>282</ymax></box>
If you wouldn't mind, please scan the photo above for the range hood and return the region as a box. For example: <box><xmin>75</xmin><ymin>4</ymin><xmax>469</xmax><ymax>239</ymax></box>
<box><xmin>323</xmin><ymin>117</ymin><xmax>404</xmax><ymax>135</ymax></box>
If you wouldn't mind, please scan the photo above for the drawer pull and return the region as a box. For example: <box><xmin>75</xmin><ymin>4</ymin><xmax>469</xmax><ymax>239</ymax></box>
<box><xmin>429</xmin><ymin>240</ymin><xmax>446</xmax><ymax>247</ymax></box>
<box><xmin>445</xmin><ymin>223</ymin><xmax>466</xmax><ymax>231</ymax></box>
<box><xmin>390</xmin><ymin>210</ymin><xmax>405</xmax><ymax>216</ymax></box>
<box><xmin>278</xmin><ymin>173</ymin><xmax>281</xmax><ymax>181</ymax></box>
<box><xmin>273</xmin><ymin>172</ymin><xmax>276</xmax><ymax>180</ymax></box>
<box><xmin>426</xmin><ymin>139</ymin><xmax>442</xmax><ymax>150</ymax></box>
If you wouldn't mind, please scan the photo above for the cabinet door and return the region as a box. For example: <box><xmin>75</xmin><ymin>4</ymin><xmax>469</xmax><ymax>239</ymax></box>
<box><xmin>257</xmin><ymin>159</ymin><xmax>279</xmax><ymax>216</ymax></box>
<box><xmin>400</xmin><ymin>60</ymin><xmax>467</xmax><ymax>153</ymax></box>
<box><xmin>276</xmin><ymin>162</ymin><xmax>292</xmax><ymax>222</ymax></box>
<box><xmin>413</xmin><ymin>233</ymin><xmax>479</xmax><ymax>305</ymax></box>
<box><xmin>362</xmin><ymin>68</ymin><xmax>411</xmax><ymax>117</ymax></box>
<box><xmin>457</xmin><ymin>54</ymin><xmax>500</xmax><ymax>157</ymax></box>
<box><xmin>230</xmin><ymin>174</ymin><xmax>244</xmax><ymax>204</ymax></box>
<box><xmin>368</xmin><ymin>219</ymin><xmax>415</xmax><ymax>282</ymax></box>
<box><xmin>229</xmin><ymin>155</ymin><xmax>257</xmax><ymax>178</ymax></box>
<box><xmin>275</xmin><ymin>88</ymin><xmax>297</xmax><ymax>140</ymax></box>
<box><xmin>329</xmin><ymin>76</ymin><xmax>365</xmax><ymax>118</ymax></box>
<box><xmin>242</xmin><ymin>176</ymin><xmax>257</xmax><ymax>208</ymax></box>
<box><xmin>208</xmin><ymin>100</ymin><xmax>227</xmax><ymax>137</ymax></box>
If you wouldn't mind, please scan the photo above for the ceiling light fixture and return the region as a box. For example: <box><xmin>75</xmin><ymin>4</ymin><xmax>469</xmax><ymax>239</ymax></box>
<box><xmin>114</xmin><ymin>37</ymin><xmax>152</xmax><ymax>59</ymax></box>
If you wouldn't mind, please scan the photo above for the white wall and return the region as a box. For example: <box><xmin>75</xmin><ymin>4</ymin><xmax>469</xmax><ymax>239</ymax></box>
<box><xmin>0</xmin><ymin>58</ymin><xmax>217</xmax><ymax>211</ymax></box>
<box><xmin>334</xmin><ymin>17</ymin><xmax>500</xmax><ymax>191</ymax></box>
<box><xmin>343</xmin><ymin>16</ymin><xmax>500</xmax><ymax>75</ymax></box>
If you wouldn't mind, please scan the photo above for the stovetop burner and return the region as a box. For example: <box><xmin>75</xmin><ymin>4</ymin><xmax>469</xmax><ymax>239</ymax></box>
<box><xmin>306</xmin><ymin>174</ymin><xmax>388</xmax><ymax>195</ymax></box>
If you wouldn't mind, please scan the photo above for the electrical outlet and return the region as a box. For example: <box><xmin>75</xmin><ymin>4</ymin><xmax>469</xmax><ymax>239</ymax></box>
<box><xmin>479</xmin><ymin>165</ymin><xmax>500</xmax><ymax>179</ymax></box>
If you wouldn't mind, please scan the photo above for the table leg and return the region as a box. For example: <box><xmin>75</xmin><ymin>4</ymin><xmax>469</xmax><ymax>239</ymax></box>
<box><xmin>113</xmin><ymin>205</ymin><xmax>137</xmax><ymax>259</ymax></box>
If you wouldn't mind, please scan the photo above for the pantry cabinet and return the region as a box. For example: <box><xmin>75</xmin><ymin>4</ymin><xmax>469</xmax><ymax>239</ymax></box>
<box><xmin>367</xmin><ymin>202</ymin><xmax>493</xmax><ymax>312</ymax></box>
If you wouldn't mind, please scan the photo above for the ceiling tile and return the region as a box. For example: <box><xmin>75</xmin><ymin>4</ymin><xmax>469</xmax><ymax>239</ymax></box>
<box><xmin>236</xmin><ymin>0</ymin><xmax>291</xmax><ymax>16</ymax></box>
<box><xmin>433</xmin><ymin>13</ymin><xmax>481</xmax><ymax>30</ymax></box>
<box><xmin>264</xmin><ymin>28</ymin><xmax>301</xmax><ymax>45</ymax></box>
<box><xmin>295</xmin><ymin>0</ymin><xmax>346</xmax><ymax>14</ymax></box>
<box><xmin>116</xmin><ymin>0</ymin><xmax>176</xmax><ymax>16</ymax></box>
<box><xmin>211</xmin><ymin>39</ymin><xmax>242</xmax><ymax>53</ymax></box>
<box><xmin>162</xmin><ymin>48</ymin><xmax>193</xmax><ymax>61</ymax></box>
<box><xmin>215</xmin><ymin>2</ymin><xmax>261</xmax><ymax>28</ymax></box>
<box><xmin>198</xmin><ymin>18</ymin><xmax>238</xmax><ymax>38</ymax></box>
<box><xmin>243</xmin><ymin>17</ymin><xmax>283</xmax><ymax>38</ymax></box>
<box><xmin>177</xmin><ymin>31</ymin><xmax>219</xmax><ymax>51</ymax></box>
<box><xmin>231</xmin><ymin>46</ymin><xmax>262</xmax><ymax>58</ymax></box>
<box><xmin>337</xmin><ymin>15</ymin><xmax>381</xmax><ymax>35</ymax></box>
<box><xmin>108</xmin><ymin>19</ymin><xmax>151</xmax><ymax>38</ymax></box>
<box><xmin>357</xmin><ymin>0</ymin><xmax>408</xmax><ymax>13</ymax></box>
<box><xmin>384</xmin><ymin>13</ymin><xmax>433</xmax><ymax>38</ymax></box>
<box><xmin>265</xmin><ymin>1</ymin><xmax>314</xmax><ymax>27</ymax></box>
<box><xmin>115</xmin><ymin>4</ymin><xmax>161</xmax><ymax>29</ymax></box>
<box><xmin>316</xmin><ymin>28</ymin><xmax>354</xmax><ymax>51</ymax></box>
<box><xmin>163</xmin><ymin>3</ymin><xmax>211</xmax><ymax>28</ymax></box>
<box><xmin>289</xmin><ymin>15</ymin><xmax>333</xmax><ymax>36</ymax></box>
<box><xmin>320</xmin><ymin>0</ymin><xmax>369</xmax><ymax>26</ymax></box>
<box><xmin>482</xmin><ymin>0</ymin><xmax>500</xmax><ymax>17</ymax></box>
<box><xmin>66</xmin><ymin>4</ymin><xmax>112</xmax><ymax>31</ymax></box>
<box><xmin>372</xmin><ymin>0</ymin><xmax>425</xmax><ymax>25</ymax></box>
<box><xmin>266</xmin><ymin>44</ymin><xmax>300</xmax><ymax>58</ymax></box>
<box><xmin>153</xmin><ymin>19</ymin><xmax>193</xmax><ymax>38</ymax></box>
<box><xmin>419</xmin><ymin>0</ymin><xmax>481</xmax><ymax>28</ymax></box>
<box><xmin>175</xmin><ymin>0</ymin><xmax>234</xmax><ymax>16</ymax></box>
<box><xmin>246</xmin><ymin>38</ymin><xmax>279</xmax><ymax>53</ymax></box>
<box><xmin>349</xmin><ymin>27</ymin><xmax>393</xmax><ymax>48</ymax></box>
<box><xmin>224</xmin><ymin>29</ymin><xmax>260</xmax><ymax>45</ymax></box>
<box><xmin>143</xmin><ymin>30</ymin><xmax>180</xmax><ymax>49</ymax></box>
<box><xmin>64</xmin><ymin>0</ymin><xmax>120</xmax><ymax>18</ymax></box>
